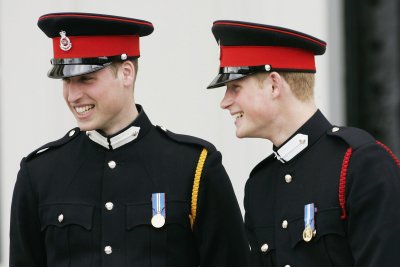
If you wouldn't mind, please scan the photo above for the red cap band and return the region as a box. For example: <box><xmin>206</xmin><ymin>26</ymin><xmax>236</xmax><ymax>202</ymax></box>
<box><xmin>220</xmin><ymin>46</ymin><xmax>316</xmax><ymax>71</ymax></box>
<box><xmin>52</xmin><ymin>35</ymin><xmax>139</xmax><ymax>59</ymax></box>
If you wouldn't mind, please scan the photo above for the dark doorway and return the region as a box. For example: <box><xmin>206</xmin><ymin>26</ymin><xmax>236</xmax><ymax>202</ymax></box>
<box><xmin>344</xmin><ymin>0</ymin><xmax>399</xmax><ymax>157</ymax></box>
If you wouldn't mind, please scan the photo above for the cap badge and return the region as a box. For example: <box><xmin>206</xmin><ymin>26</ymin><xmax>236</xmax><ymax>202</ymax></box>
<box><xmin>59</xmin><ymin>31</ymin><xmax>72</xmax><ymax>51</ymax></box>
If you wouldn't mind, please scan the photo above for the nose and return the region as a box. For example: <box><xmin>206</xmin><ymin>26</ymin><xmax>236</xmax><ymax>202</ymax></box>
<box><xmin>220</xmin><ymin>88</ymin><xmax>234</xmax><ymax>109</ymax></box>
<box><xmin>64</xmin><ymin>80</ymin><xmax>83</xmax><ymax>103</ymax></box>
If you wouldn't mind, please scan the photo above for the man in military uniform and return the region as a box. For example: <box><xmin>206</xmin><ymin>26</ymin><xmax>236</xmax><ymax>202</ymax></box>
<box><xmin>10</xmin><ymin>13</ymin><xmax>250</xmax><ymax>267</ymax></box>
<box><xmin>207</xmin><ymin>20</ymin><xmax>400</xmax><ymax>266</ymax></box>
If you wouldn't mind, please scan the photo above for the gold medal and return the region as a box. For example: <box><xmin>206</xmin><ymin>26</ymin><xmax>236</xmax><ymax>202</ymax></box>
<box><xmin>151</xmin><ymin>213</ymin><xmax>165</xmax><ymax>228</ymax></box>
<box><xmin>303</xmin><ymin>225</ymin><xmax>313</xmax><ymax>242</ymax></box>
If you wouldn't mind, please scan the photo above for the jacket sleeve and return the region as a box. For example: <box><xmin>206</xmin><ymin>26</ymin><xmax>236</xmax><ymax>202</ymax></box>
<box><xmin>10</xmin><ymin>159</ymin><xmax>46</xmax><ymax>267</ymax></box>
<box><xmin>193</xmin><ymin>150</ymin><xmax>250</xmax><ymax>267</ymax></box>
<box><xmin>346</xmin><ymin>143</ymin><xmax>400</xmax><ymax>266</ymax></box>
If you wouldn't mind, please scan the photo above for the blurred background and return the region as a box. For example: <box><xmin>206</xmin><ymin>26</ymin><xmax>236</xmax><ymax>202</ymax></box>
<box><xmin>0</xmin><ymin>0</ymin><xmax>398</xmax><ymax>265</ymax></box>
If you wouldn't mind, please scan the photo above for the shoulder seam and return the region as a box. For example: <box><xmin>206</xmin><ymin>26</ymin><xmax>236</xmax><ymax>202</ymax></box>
<box><xmin>249</xmin><ymin>153</ymin><xmax>275</xmax><ymax>177</ymax></box>
<box><xmin>155</xmin><ymin>125</ymin><xmax>216</xmax><ymax>152</ymax></box>
<box><xmin>26</xmin><ymin>127</ymin><xmax>80</xmax><ymax>161</ymax></box>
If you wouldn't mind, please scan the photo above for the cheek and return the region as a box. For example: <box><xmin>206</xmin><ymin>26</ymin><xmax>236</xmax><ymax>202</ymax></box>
<box><xmin>247</xmin><ymin>97</ymin><xmax>272</xmax><ymax>120</ymax></box>
<box><xmin>99</xmin><ymin>87</ymin><xmax>126</xmax><ymax>110</ymax></box>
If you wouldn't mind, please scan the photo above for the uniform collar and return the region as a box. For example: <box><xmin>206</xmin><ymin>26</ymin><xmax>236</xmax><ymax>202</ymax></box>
<box><xmin>86</xmin><ymin>104</ymin><xmax>152</xmax><ymax>150</ymax></box>
<box><xmin>273</xmin><ymin>110</ymin><xmax>331</xmax><ymax>163</ymax></box>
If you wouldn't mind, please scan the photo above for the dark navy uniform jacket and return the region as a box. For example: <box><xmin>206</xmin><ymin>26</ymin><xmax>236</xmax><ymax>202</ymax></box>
<box><xmin>245</xmin><ymin>110</ymin><xmax>400</xmax><ymax>267</ymax></box>
<box><xmin>10</xmin><ymin>106</ymin><xmax>250</xmax><ymax>267</ymax></box>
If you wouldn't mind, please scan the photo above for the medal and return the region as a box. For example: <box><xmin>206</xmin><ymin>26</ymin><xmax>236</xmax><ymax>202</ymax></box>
<box><xmin>151</xmin><ymin>193</ymin><xmax>166</xmax><ymax>228</ymax></box>
<box><xmin>303</xmin><ymin>225</ymin><xmax>313</xmax><ymax>242</ymax></box>
<box><xmin>303</xmin><ymin>203</ymin><xmax>316</xmax><ymax>242</ymax></box>
<box><xmin>151</xmin><ymin>213</ymin><xmax>165</xmax><ymax>228</ymax></box>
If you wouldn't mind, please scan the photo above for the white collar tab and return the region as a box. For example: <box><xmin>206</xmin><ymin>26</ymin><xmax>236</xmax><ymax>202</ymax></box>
<box><xmin>86</xmin><ymin>126</ymin><xmax>140</xmax><ymax>150</ymax></box>
<box><xmin>273</xmin><ymin>134</ymin><xmax>308</xmax><ymax>163</ymax></box>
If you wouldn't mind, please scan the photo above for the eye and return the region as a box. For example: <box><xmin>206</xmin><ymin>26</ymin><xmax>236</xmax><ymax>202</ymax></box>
<box><xmin>228</xmin><ymin>84</ymin><xmax>240</xmax><ymax>93</ymax></box>
<box><xmin>233</xmin><ymin>85</ymin><xmax>241</xmax><ymax>91</ymax></box>
<box><xmin>62</xmin><ymin>78</ymin><xmax>71</xmax><ymax>84</ymax></box>
<box><xmin>79</xmin><ymin>76</ymin><xmax>95</xmax><ymax>83</ymax></box>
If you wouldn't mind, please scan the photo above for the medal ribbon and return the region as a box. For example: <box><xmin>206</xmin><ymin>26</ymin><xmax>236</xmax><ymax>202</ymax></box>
<box><xmin>152</xmin><ymin>193</ymin><xmax>166</xmax><ymax>217</ymax></box>
<box><xmin>304</xmin><ymin>203</ymin><xmax>315</xmax><ymax>230</ymax></box>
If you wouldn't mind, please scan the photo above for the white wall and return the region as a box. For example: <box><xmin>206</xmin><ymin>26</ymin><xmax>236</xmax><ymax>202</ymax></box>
<box><xmin>0</xmin><ymin>0</ymin><xmax>342</xmax><ymax>265</ymax></box>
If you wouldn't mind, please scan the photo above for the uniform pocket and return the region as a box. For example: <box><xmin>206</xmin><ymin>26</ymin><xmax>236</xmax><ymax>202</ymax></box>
<box><xmin>126</xmin><ymin>201</ymin><xmax>190</xmax><ymax>230</ymax></box>
<box><xmin>288</xmin><ymin>207</ymin><xmax>352</xmax><ymax>266</ymax></box>
<box><xmin>126</xmin><ymin>201</ymin><xmax>193</xmax><ymax>267</ymax></box>
<box><xmin>289</xmin><ymin>207</ymin><xmax>346</xmax><ymax>248</ymax></box>
<box><xmin>39</xmin><ymin>203</ymin><xmax>94</xmax><ymax>267</ymax></box>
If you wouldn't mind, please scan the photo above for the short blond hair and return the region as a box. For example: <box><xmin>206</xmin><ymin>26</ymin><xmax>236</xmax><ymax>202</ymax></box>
<box><xmin>279</xmin><ymin>72</ymin><xmax>315</xmax><ymax>102</ymax></box>
<box><xmin>255</xmin><ymin>72</ymin><xmax>315</xmax><ymax>102</ymax></box>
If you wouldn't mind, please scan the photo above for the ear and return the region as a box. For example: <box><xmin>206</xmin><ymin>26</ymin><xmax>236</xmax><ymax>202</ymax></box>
<box><xmin>269</xmin><ymin>72</ymin><xmax>284</xmax><ymax>98</ymax></box>
<box><xmin>120</xmin><ymin>60</ymin><xmax>136</xmax><ymax>87</ymax></box>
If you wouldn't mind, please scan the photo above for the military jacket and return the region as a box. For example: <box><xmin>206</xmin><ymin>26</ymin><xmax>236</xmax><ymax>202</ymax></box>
<box><xmin>245</xmin><ymin>110</ymin><xmax>400</xmax><ymax>267</ymax></box>
<box><xmin>10</xmin><ymin>106</ymin><xmax>250</xmax><ymax>267</ymax></box>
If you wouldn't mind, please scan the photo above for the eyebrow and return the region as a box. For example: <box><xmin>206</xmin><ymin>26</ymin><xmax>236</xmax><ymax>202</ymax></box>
<box><xmin>78</xmin><ymin>75</ymin><xmax>95</xmax><ymax>80</ymax></box>
<box><xmin>228</xmin><ymin>83</ymin><xmax>240</xmax><ymax>88</ymax></box>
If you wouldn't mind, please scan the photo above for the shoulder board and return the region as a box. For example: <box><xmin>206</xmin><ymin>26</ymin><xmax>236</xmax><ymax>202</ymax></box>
<box><xmin>326</xmin><ymin>126</ymin><xmax>375</xmax><ymax>149</ymax></box>
<box><xmin>156</xmin><ymin>125</ymin><xmax>216</xmax><ymax>152</ymax></box>
<box><xmin>26</xmin><ymin>127</ymin><xmax>81</xmax><ymax>161</ymax></box>
<box><xmin>250</xmin><ymin>153</ymin><xmax>275</xmax><ymax>176</ymax></box>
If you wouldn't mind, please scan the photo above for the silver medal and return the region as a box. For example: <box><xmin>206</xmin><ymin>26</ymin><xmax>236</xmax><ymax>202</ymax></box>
<box><xmin>151</xmin><ymin>213</ymin><xmax>165</xmax><ymax>228</ymax></box>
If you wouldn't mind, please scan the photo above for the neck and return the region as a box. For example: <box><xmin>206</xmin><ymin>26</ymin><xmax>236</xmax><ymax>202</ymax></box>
<box><xmin>270</xmin><ymin>101</ymin><xmax>317</xmax><ymax>147</ymax></box>
<box><xmin>103</xmin><ymin>102</ymin><xmax>139</xmax><ymax>136</ymax></box>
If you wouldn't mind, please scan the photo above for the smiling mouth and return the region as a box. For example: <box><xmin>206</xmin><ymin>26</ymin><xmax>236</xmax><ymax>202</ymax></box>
<box><xmin>233</xmin><ymin>112</ymin><xmax>244</xmax><ymax>119</ymax></box>
<box><xmin>75</xmin><ymin>105</ymin><xmax>94</xmax><ymax>115</ymax></box>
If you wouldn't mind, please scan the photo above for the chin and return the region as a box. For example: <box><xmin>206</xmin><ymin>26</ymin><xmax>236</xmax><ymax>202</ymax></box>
<box><xmin>235</xmin><ymin>130</ymin><xmax>247</xmax><ymax>139</ymax></box>
<box><xmin>77</xmin><ymin>122</ymin><xmax>96</xmax><ymax>132</ymax></box>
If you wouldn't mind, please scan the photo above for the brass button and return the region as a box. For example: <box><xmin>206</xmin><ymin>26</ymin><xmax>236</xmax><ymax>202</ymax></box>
<box><xmin>108</xmin><ymin>161</ymin><xmax>116</xmax><ymax>169</ymax></box>
<box><xmin>260</xmin><ymin>243</ymin><xmax>269</xmax><ymax>252</ymax></box>
<box><xmin>104</xmin><ymin>246</ymin><xmax>112</xmax><ymax>255</ymax></box>
<box><xmin>105</xmin><ymin>202</ymin><xmax>114</xmax><ymax>211</ymax></box>
<box><xmin>284</xmin><ymin>174</ymin><xmax>292</xmax><ymax>183</ymax></box>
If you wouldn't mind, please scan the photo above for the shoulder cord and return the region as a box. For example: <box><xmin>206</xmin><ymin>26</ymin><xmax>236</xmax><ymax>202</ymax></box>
<box><xmin>339</xmin><ymin>141</ymin><xmax>400</xmax><ymax>220</ymax></box>
<box><xmin>376</xmin><ymin>141</ymin><xmax>400</xmax><ymax>168</ymax></box>
<box><xmin>339</xmin><ymin>147</ymin><xmax>353</xmax><ymax>220</ymax></box>
<box><xmin>189</xmin><ymin>148</ymin><xmax>208</xmax><ymax>230</ymax></box>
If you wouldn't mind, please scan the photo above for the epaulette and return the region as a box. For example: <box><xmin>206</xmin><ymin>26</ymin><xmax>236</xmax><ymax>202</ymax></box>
<box><xmin>326</xmin><ymin>126</ymin><xmax>375</xmax><ymax>150</ymax></box>
<box><xmin>155</xmin><ymin>125</ymin><xmax>216</xmax><ymax>153</ymax></box>
<box><xmin>26</xmin><ymin>127</ymin><xmax>80</xmax><ymax>161</ymax></box>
